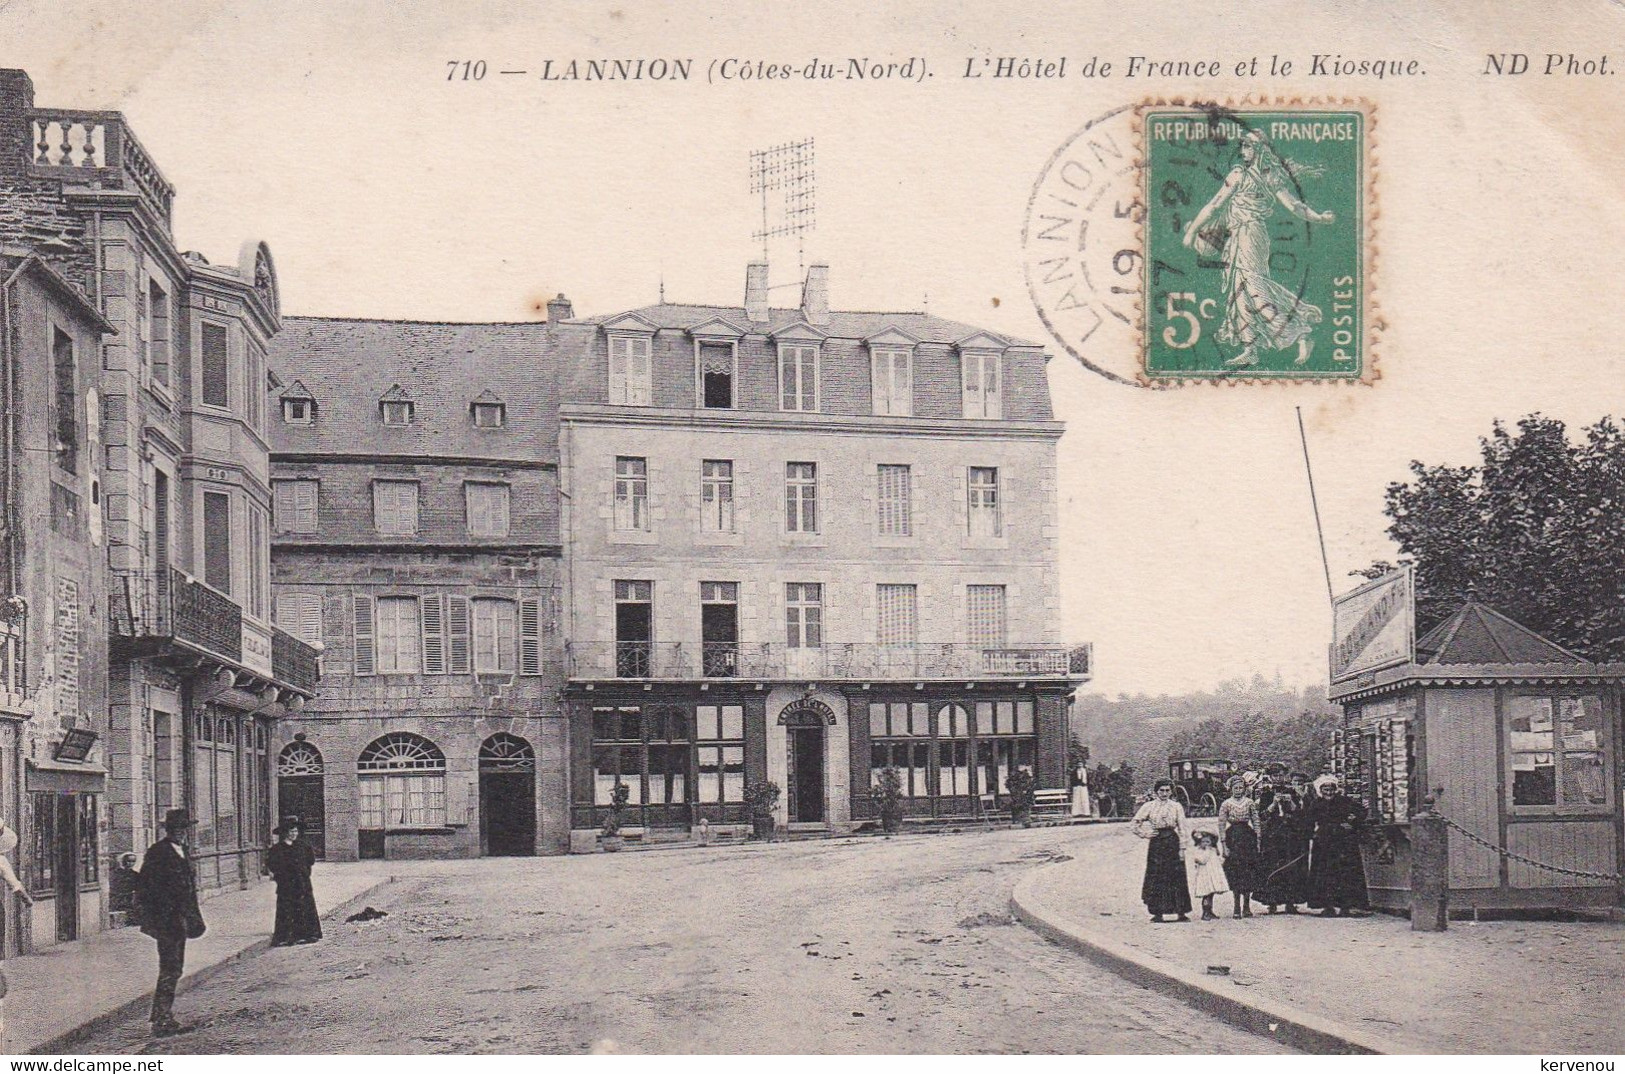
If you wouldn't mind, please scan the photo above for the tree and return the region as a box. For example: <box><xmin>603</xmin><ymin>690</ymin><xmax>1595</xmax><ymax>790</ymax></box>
<box><xmin>1367</xmin><ymin>414</ymin><xmax>1625</xmax><ymax>657</ymax></box>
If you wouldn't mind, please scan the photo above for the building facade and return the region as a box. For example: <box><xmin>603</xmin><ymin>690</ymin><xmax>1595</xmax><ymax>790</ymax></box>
<box><xmin>0</xmin><ymin>70</ymin><xmax>319</xmax><ymax>955</ymax></box>
<box><xmin>553</xmin><ymin>266</ymin><xmax>1089</xmax><ymax>847</ymax></box>
<box><xmin>267</xmin><ymin>318</ymin><xmax>567</xmax><ymax>860</ymax></box>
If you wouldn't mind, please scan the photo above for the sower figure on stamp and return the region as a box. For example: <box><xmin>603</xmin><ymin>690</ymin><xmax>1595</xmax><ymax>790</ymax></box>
<box><xmin>1182</xmin><ymin>128</ymin><xmax>1336</xmax><ymax>368</ymax></box>
<box><xmin>137</xmin><ymin>808</ymin><xmax>205</xmax><ymax>1037</ymax></box>
<box><xmin>267</xmin><ymin>816</ymin><xmax>322</xmax><ymax>946</ymax></box>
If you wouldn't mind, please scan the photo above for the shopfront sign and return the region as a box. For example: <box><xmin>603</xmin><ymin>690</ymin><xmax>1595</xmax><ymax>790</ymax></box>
<box><xmin>1331</xmin><ymin>566</ymin><xmax>1415</xmax><ymax>683</ymax></box>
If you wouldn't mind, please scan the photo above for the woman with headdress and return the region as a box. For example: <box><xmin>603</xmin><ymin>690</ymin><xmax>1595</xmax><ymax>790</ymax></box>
<box><xmin>1215</xmin><ymin>775</ymin><xmax>1262</xmax><ymax>917</ymax></box>
<box><xmin>1304</xmin><ymin>774</ymin><xmax>1371</xmax><ymax>916</ymax></box>
<box><xmin>1182</xmin><ymin>128</ymin><xmax>1337</xmax><ymax>368</ymax></box>
<box><xmin>1256</xmin><ymin>774</ymin><xmax>1309</xmax><ymax>913</ymax></box>
<box><xmin>1130</xmin><ymin>778</ymin><xmax>1193</xmax><ymax>923</ymax></box>
<box><xmin>267</xmin><ymin>816</ymin><xmax>322</xmax><ymax>945</ymax></box>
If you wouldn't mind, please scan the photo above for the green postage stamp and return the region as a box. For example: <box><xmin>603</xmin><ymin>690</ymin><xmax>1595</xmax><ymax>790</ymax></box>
<box><xmin>1140</xmin><ymin>102</ymin><xmax>1374</xmax><ymax>383</ymax></box>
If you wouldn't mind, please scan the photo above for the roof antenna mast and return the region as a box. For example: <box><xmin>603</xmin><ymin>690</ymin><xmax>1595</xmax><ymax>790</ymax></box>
<box><xmin>750</xmin><ymin>138</ymin><xmax>817</xmax><ymax>287</ymax></box>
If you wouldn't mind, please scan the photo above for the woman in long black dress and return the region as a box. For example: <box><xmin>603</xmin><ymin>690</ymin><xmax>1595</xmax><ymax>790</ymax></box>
<box><xmin>1256</xmin><ymin>779</ymin><xmax>1309</xmax><ymax>913</ymax></box>
<box><xmin>267</xmin><ymin>817</ymin><xmax>322</xmax><ymax>945</ymax></box>
<box><xmin>1215</xmin><ymin>776</ymin><xmax>1261</xmax><ymax>918</ymax></box>
<box><xmin>1305</xmin><ymin>775</ymin><xmax>1371</xmax><ymax>917</ymax></box>
<box><xmin>1130</xmin><ymin>779</ymin><xmax>1192</xmax><ymax>923</ymax></box>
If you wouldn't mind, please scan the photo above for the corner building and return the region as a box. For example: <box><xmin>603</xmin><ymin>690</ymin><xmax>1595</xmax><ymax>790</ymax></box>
<box><xmin>267</xmin><ymin>318</ymin><xmax>567</xmax><ymax>860</ymax></box>
<box><xmin>554</xmin><ymin>266</ymin><xmax>1090</xmax><ymax>846</ymax></box>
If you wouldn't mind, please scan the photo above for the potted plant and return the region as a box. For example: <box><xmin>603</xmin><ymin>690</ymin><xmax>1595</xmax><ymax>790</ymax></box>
<box><xmin>745</xmin><ymin>780</ymin><xmax>780</xmax><ymax>841</ymax></box>
<box><xmin>1007</xmin><ymin>767</ymin><xmax>1036</xmax><ymax>828</ymax></box>
<box><xmin>874</xmin><ymin>765</ymin><xmax>905</xmax><ymax>835</ymax></box>
<box><xmin>601</xmin><ymin>781</ymin><xmax>630</xmax><ymax>851</ymax></box>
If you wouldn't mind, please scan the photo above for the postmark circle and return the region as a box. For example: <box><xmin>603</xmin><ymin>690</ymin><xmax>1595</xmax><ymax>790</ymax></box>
<box><xmin>1021</xmin><ymin>105</ymin><xmax>1146</xmax><ymax>388</ymax></box>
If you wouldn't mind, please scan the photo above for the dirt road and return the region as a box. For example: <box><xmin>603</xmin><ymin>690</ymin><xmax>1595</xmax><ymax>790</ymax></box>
<box><xmin>80</xmin><ymin>826</ymin><xmax>1287</xmax><ymax>1054</ymax></box>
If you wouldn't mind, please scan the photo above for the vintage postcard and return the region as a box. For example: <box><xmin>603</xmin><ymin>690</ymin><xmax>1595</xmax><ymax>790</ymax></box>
<box><xmin>0</xmin><ymin>0</ymin><xmax>1623</xmax><ymax>1064</ymax></box>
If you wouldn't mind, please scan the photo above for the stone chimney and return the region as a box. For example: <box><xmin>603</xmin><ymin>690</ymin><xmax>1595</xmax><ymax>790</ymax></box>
<box><xmin>744</xmin><ymin>262</ymin><xmax>770</xmax><ymax>324</ymax></box>
<box><xmin>0</xmin><ymin>70</ymin><xmax>37</xmax><ymax>179</ymax></box>
<box><xmin>546</xmin><ymin>293</ymin><xmax>574</xmax><ymax>322</ymax></box>
<box><xmin>801</xmin><ymin>264</ymin><xmax>830</xmax><ymax>326</ymax></box>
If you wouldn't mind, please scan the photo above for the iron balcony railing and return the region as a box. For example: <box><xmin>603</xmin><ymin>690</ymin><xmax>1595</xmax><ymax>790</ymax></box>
<box><xmin>110</xmin><ymin>567</ymin><xmax>242</xmax><ymax>663</ymax></box>
<box><xmin>567</xmin><ymin>641</ymin><xmax>1092</xmax><ymax>681</ymax></box>
<box><xmin>271</xmin><ymin>624</ymin><xmax>321</xmax><ymax>694</ymax></box>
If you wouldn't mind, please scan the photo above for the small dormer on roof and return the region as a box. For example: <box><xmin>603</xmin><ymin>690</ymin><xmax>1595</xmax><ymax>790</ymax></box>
<box><xmin>379</xmin><ymin>383</ymin><xmax>414</xmax><ymax>426</ymax></box>
<box><xmin>865</xmin><ymin>326</ymin><xmax>921</xmax><ymax>348</ymax></box>
<box><xmin>279</xmin><ymin>378</ymin><xmax>316</xmax><ymax>425</ymax></box>
<box><xmin>602</xmin><ymin>312</ymin><xmax>660</xmax><ymax>335</ymax></box>
<box><xmin>280</xmin><ymin>378</ymin><xmax>314</xmax><ymax>401</ymax></box>
<box><xmin>470</xmin><ymin>388</ymin><xmax>506</xmax><ymax>429</ymax></box>
<box><xmin>769</xmin><ymin>320</ymin><xmax>828</xmax><ymax>343</ymax></box>
<box><xmin>954</xmin><ymin>330</ymin><xmax>1009</xmax><ymax>352</ymax></box>
<box><xmin>687</xmin><ymin>316</ymin><xmax>747</xmax><ymax>340</ymax></box>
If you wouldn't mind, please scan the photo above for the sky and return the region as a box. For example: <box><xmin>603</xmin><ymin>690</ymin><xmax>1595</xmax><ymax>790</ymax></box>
<box><xmin>7</xmin><ymin>1</ymin><xmax>1624</xmax><ymax>696</ymax></box>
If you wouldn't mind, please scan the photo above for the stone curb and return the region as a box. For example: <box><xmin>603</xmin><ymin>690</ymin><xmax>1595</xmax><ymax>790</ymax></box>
<box><xmin>1009</xmin><ymin>869</ymin><xmax>1386</xmax><ymax>1055</ymax></box>
<box><xmin>29</xmin><ymin>876</ymin><xmax>399</xmax><ymax>1054</ymax></box>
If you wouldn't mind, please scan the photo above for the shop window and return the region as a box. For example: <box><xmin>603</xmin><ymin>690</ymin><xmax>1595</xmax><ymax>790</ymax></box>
<box><xmin>589</xmin><ymin>705</ymin><xmax>691</xmax><ymax>814</ymax></box>
<box><xmin>28</xmin><ymin>792</ymin><xmax>54</xmax><ymax>895</ymax></box>
<box><xmin>78</xmin><ymin>795</ymin><xmax>99</xmax><ymax>885</ymax></box>
<box><xmin>1508</xmin><ymin>695</ymin><xmax>1609</xmax><ymax>811</ymax></box>
<box><xmin>868</xmin><ymin>702</ymin><xmax>931</xmax><ymax>798</ymax></box>
<box><xmin>696</xmin><ymin>704</ymin><xmax>745</xmax><ymax>804</ymax></box>
<box><xmin>357</xmin><ymin>733</ymin><xmax>446</xmax><ymax>829</ymax></box>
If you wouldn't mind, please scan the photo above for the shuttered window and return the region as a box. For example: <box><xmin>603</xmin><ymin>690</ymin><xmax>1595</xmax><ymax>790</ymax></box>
<box><xmin>519</xmin><ymin>597</ymin><xmax>542</xmax><ymax>675</ymax></box>
<box><xmin>877</xmin><ymin>465</ymin><xmax>912</xmax><ymax>536</ymax></box>
<box><xmin>275</xmin><ymin>591</ymin><xmax>323</xmax><ymax>646</ymax></box>
<box><xmin>201</xmin><ymin>322</ymin><xmax>230</xmax><ymax>408</ymax></box>
<box><xmin>353</xmin><ymin>594</ymin><xmax>375</xmax><ymax>676</ymax></box>
<box><xmin>420</xmin><ymin>593</ymin><xmax>446</xmax><ymax>674</ymax></box>
<box><xmin>273</xmin><ymin>480</ymin><xmax>318</xmax><ymax>533</ymax></box>
<box><xmin>877</xmin><ymin>584</ymin><xmax>918</xmax><ymax>646</ymax></box>
<box><xmin>465</xmin><ymin>482</ymin><xmax>510</xmax><ymax>537</ymax></box>
<box><xmin>375</xmin><ymin>597</ymin><xmax>421</xmax><ymax>673</ymax></box>
<box><xmin>373</xmin><ymin>481</ymin><xmax>419</xmax><ymax>535</ymax></box>
<box><xmin>473</xmin><ymin>598</ymin><xmax>516</xmax><ymax>673</ymax></box>
<box><xmin>609</xmin><ymin>335</ymin><xmax>652</xmax><ymax>405</ymax></box>
<box><xmin>446</xmin><ymin>595</ymin><xmax>472</xmax><ymax>673</ymax></box>
<box><xmin>967</xmin><ymin>585</ymin><xmax>1008</xmax><ymax>648</ymax></box>
<box><xmin>202</xmin><ymin>490</ymin><xmax>232</xmax><ymax>594</ymax></box>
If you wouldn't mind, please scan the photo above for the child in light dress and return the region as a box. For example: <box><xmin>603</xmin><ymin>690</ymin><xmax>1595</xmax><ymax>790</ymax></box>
<box><xmin>1190</xmin><ymin>830</ymin><xmax>1228</xmax><ymax>920</ymax></box>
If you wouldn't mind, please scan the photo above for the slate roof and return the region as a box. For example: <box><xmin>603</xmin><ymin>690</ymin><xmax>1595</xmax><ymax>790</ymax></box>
<box><xmin>581</xmin><ymin>303</ymin><xmax>1043</xmax><ymax>348</ymax></box>
<box><xmin>266</xmin><ymin>317</ymin><xmax>554</xmax><ymax>460</ymax></box>
<box><xmin>1415</xmin><ymin>602</ymin><xmax>1585</xmax><ymax>666</ymax></box>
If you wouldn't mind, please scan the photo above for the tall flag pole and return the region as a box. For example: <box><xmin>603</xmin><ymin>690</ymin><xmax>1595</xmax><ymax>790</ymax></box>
<box><xmin>1297</xmin><ymin>406</ymin><xmax>1335</xmax><ymax>607</ymax></box>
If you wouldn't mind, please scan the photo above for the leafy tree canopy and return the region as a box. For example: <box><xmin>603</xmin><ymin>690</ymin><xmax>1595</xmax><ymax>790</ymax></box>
<box><xmin>1358</xmin><ymin>413</ymin><xmax>1625</xmax><ymax>657</ymax></box>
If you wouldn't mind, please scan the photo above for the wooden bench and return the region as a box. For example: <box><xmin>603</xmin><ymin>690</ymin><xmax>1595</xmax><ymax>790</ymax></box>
<box><xmin>1032</xmin><ymin>788</ymin><xmax>1071</xmax><ymax>815</ymax></box>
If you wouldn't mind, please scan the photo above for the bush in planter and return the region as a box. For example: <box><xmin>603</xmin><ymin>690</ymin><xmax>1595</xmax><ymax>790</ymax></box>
<box><xmin>1006</xmin><ymin>767</ymin><xmax>1037</xmax><ymax>828</ymax></box>
<box><xmin>601</xmin><ymin>781</ymin><xmax>631</xmax><ymax>850</ymax></box>
<box><xmin>873</xmin><ymin>765</ymin><xmax>905</xmax><ymax>835</ymax></box>
<box><xmin>745</xmin><ymin>780</ymin><xmax>781</xmax><ymax>840</ymax></box>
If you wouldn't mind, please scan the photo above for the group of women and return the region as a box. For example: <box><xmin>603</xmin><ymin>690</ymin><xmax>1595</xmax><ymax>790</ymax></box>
<box><xmin>1131</xmin><ymin>770</ymin><xmax>1371</xmax><ymax>923</ymax></box>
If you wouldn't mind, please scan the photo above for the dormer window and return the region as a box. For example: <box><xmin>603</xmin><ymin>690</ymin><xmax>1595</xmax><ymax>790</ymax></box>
<box><xmin>867</xmin><ymin>329</ymin><xmax>919</xmax><ymax>417</ymax></box>
<box><xmin>282</xmin><ymin>398</ymin><xmax>314</xmax><ymax>424</ymax></box>
<box><xmin>779</xmin><ymin>344</ymin><xmax>819</xmax><ymax>412</ymax></box>
<box><xmin>689</xmin><ymin>318</ymin><xmax>745</xmax><ymax>411</ymax></box>
<box><xmin>470</xmin><ymin>390</ymin><xmax>506</xmax><ymax>428</ymax></box>
<box><xmin>956</xmin><ymin>333</ymin><xmax>1007</xmax><ymax>419</ymax></box>
<box><xmin>379</xmin><ymin>384</ymin><xmax>414</xmax><ymax>426</ymax></box>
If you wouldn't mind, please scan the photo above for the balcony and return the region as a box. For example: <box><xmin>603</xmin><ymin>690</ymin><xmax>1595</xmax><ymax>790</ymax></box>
<box><xmin>271</xmin><ymin>625</ymin><xmax>321</xmax><ymax>695</ymax></box>
<box><xmin>566</xmin><ymin>641</ymin><xmax>1092</xmax><ymax>682</ymax></box>
<box><xmin>26</xmin><ymin>109</ymin><xmax>175</xmax><ymax>229</ymax></box>
<box><xmin>111</xmin><ymin>568</ymin><xmax>241</xmax><ymax>663</ymax></box>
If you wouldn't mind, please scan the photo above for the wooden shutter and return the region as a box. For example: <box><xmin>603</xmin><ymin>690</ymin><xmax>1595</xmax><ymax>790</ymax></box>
<box><xmin>299</xmin><ymin>593</ymin><xmax>322</xmax><ymax>646</ymax></box>
<box><xmin>276</xmin><ymin>591</ymin><xmax>299</xmax><ymax>630</ymax></box>
<box><xmin>447</xmin><ymin>595</ymin><xmax>471</xmax><ymax>673</ymax></box>
<box><xmin>295</xmin><ymin>481</ymin><xmax>317</xmax><ymax>531</ymax></box>
<box><xmin>421</xmin><ymin>593</ymin><xmax>446</xmax><ymax>674</ymax></box>
<box><xmin>519</xmin><ymin>597</ymin><xmax>541</xmax><ymax>675</ymax></box>
<box><xmin>274</xmin><ymin>482</ymin><xmax>294</xmax><ymax>531</ymax></box>
<box><xmin>609</xmin><ymin>339</ymin><xmax>628</xmax><ymax>402</ymax></box>
<box><xmin>353</xmin><ymin>594</ymin><xmax>375</xmax><ymax>676</ymax></box>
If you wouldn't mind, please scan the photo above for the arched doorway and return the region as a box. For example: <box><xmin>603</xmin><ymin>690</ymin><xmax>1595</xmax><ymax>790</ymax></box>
<box><xmin>356</xmin><ymin>732</ymin><xmax>446</xmax><ymax>860</ymax></box>
<box><xmin>779</xmin><ymin>699</ymin><xmax>836</xmax><ymax>824</ymax></box>
<box><xmin>479</xmin><ymin>733</ymin><xmax>536</xmax><ymax>856</ymax></box>
<box><xmin>276</xmin><ymin>740</ymin><xmax>326</xmax><ymax>859</ymax></box>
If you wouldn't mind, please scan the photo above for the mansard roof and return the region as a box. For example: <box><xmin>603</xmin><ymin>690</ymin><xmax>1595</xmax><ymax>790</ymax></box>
<box><xmin>586</xmin><ymin>303</ymin><xmax>1042</xmax><ymax>348</ymax></box>
<box><xmin>267</xmin><ymin>317</ymin><xmax>554</xmax><ymax>461</ymax></box>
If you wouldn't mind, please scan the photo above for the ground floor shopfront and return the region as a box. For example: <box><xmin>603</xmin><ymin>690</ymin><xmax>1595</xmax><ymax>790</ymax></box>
<box><xmin>274</xmin><ymin>715</ymin><xmax>569</xmax><ymax>861</ymax></box>
<box><xmin>567</xmin><ymin>682</ymin><xmax>1073</xmax><ymax>846</ymax></box>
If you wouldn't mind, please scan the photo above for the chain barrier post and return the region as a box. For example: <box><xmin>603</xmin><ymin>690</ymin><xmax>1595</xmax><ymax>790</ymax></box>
<box><xmin>1411</xmin><ymin>788</ymin><xmax>1448</xmax><ymax>931</ymax></box>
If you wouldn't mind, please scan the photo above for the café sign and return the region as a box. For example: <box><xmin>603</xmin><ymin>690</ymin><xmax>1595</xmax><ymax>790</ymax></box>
<box><xmin>1330</xmin><ymin>566</ymin><xmax>1414</xmax><ymax>682</ymax></box>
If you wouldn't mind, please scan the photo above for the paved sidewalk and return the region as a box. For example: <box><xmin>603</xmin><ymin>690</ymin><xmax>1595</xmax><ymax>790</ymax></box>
<box><xmin>4</xmin><ymin>862</ymin><xmax>397</xmax><ymax>1054</ymax></box>
<box><xmin>1012</xmin><ymin>825</ymin><xmax>1625</xmax><ymax>1054</ymax></box>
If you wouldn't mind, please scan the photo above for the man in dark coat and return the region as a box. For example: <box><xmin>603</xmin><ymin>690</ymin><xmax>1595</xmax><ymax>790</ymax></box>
<box><xmin>1305</xmin><ymin>775</ymin><xmax>1372</xmax><ymax>916</ymax></box>
<box><xmin>267</xmin><ymin>816</ymin><xmax>322</xmax><ymax>946</ymax></box>
<box><xmin>137</xmin><ymin>808</ymin><xmax>203</xmax><ymax>1036</ymax></box>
